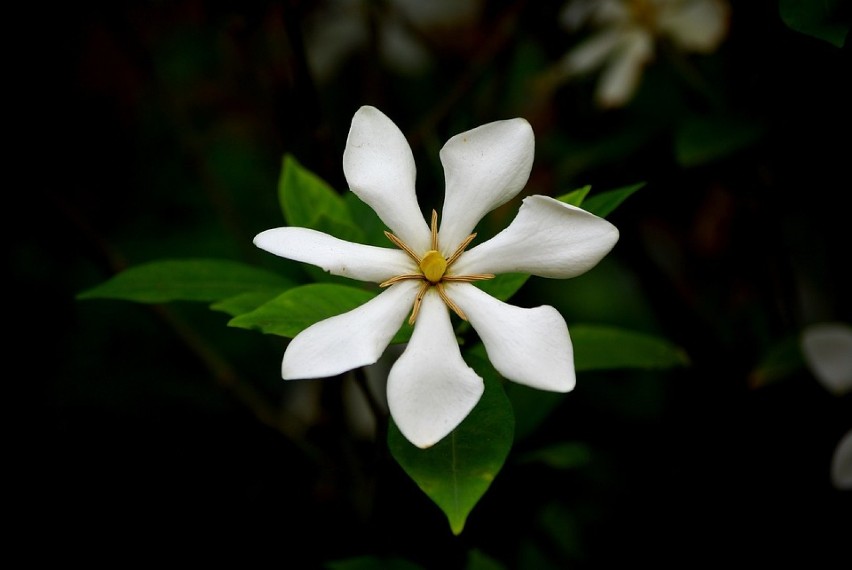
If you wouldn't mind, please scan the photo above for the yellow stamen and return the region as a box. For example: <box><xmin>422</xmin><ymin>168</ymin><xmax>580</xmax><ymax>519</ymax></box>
<box><xmin>420</xmin><ymin>250</ymin><xmax>447</xmax><ymax>283</ymax></box>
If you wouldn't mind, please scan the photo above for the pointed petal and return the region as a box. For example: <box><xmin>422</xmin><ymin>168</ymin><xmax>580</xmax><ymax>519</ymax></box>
<box><xmin>281</xmin><ymin>280</ymin><xmax>419</xmax><ymax>379</ymax></box>
<box><xmin>801</xmin><ymin>322</ymin><xmax>852</xmax><ymax>395</ymax></box>
<box><xmin>448</xmin><ymin>283</ymin><xmax>575</xmax><ymax>392</ymax></box>
<box><xmin>558</xmin><ymin>28</ymin><xmax>621</xmax><ymax>77</ymax></box>
<box><xmin>831</xmin><ymin>429</ymin><xmax>852</xmax><ymax>490</ymax></box>
<box><xmin>254</xmin><ymin>227</ymin><xmax>415</xmax><ymax>283</ymax></box>
<box><xmin>387</xmin><ymin>290</ymin><xmax>484</xmax><ymax>448</ymax></box>
<box><xmin>342</xmin><ymin>105</ymin><xmax>431</xmax><ymax>252</ymax></box>
<box><xmin>658</xmin><ymin>0</ymin><xmax>729</xmax><ymax>53</ymax></box>
<box><xmin>453</xmin><ymin>196</ymin><xmax>619</xmax><ymax>279</ymax></box>
<box><xmin>437</xmin><ymin>118</ymin><xmax>535</xmax><ymax>253</ymax></box>
<box><xmin>595</xmin><ymin>30</ymin><xmax>653</xmax><ymax>108</ymax></box>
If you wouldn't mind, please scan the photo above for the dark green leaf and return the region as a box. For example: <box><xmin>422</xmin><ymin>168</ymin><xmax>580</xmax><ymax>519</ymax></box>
<box><xmin>674</xmin><ymin>116</ymin><xmax>764</xmax><ymax>167</ymax></box>
<box><xmin>388</xmin><ymin>354</ymin><xmax>514</xmax><ymax>535</ymax></box>
<box><xmin>278</xmin><ymin>154</ymin><xmax>363</xmax><ymax>242</ymax></box>
<box><xmin>228</xmin><ymin>283</ymin><xmax>376</xmax><ymax>337</ymax></box>
<box><xmin>571</xmin><ymin>324</ymin><xmax>689</xmax><ymax>371</ymax></box>
<box><xmin>474</xmin><ymin>272</ymin><xmax>530</xmax><ymax>302</ymax></box>
<box><xmin>555</xmin><ymin>185</ymin><xmax>591</xmax><ymax>207</ymax></box>
<box><xmin>344</xmin><ymin>192</ymin><xmax>391</xmax><ymax>247</ymax></box>
<box><xmin>580</xmin><ymin>182</ymin><xmax>645</xmax><ymax>218</ymax></box>
<box><xmin>503</xmin><ymin>382</ymin><xmax>565</xmax><ymax>441</ymax></box>
<box><xmin>466</xmin><ymin>549</ymin><xmax>507</xmax><ymax>570</ymax></box>
<box><xmin>77</xmin><ymin>258</ymin><xmax>294</xmax><ymax>303</ymax></box>
<box><xmin>209</xmin><ymin>289</ymin><xmax>285</xmax><ymax>317</ymax></box>
<box><xmin>779</xmin><ymin>0</ymin><xmax>848</xmax><ymax>47</ymax></box>
<box><xmin>748</xmin><ymin>335</ymin><xmax>805</xmax><ymax>389</ymax></box>
<box><xmin>516</xmin><ymin>442</ymin><xmax>592</xmax><ymax>470</ymax></box>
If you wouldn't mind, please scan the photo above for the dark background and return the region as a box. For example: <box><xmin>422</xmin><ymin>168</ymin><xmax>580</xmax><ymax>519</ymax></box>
<box><xmin>17</xmin><ymin>1</ymin><xmax>850</xmax><ymax>567</ymax></box>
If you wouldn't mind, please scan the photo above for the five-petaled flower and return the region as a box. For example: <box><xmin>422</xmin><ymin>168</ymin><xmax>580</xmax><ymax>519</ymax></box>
<box><xmin>254</xmin><ymin>105</ymin><xmax>619</xmax><ymax>448</ymax></box>
<box><xmin>558</xmin><ymin>0</ymin><xmax>730</xmax><ymax>108</ymax></box>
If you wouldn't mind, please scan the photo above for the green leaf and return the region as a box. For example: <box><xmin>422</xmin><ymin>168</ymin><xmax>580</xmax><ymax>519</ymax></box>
<box><xmin>748</xmin><ymin>335</ymin><xmax>805</xmax><ymax>389</ymax></box>
<box><xmin>388</xmin><ymin>354</ymin><xmax>514</xmax><ymax>535</ymax></box>
<box><xmin>674</xmin><ymin>116</ymin><xmax>764</xmax><ymax>167</ymax></box>
<box><xmin>77</xmin><ymin>258</ymin><xmax>294</xmax><ymax>303</ymax></box>
<box><xmin>228</xmin><ymin>283</ymin><xmax>376</xmax><ymax>337</ymax></box>
<box><xmin>209</xmin><ymin>289</ymin><xmax>285</xmax><ymax>317</ymax></box>
<box><xmin>326</xmin><ymin>557</ymin><xmax>425</xmax><ymax>570</ymax></box>
<box><xmin>466</xmin><ymin>549</ymin><xmax>507</xmax><ymax>570</ymax></box>
<box><xmin>503</xmin><ymin>383</ymin><xmax>565</xmax><ymax>441</ymax></box>
<box><xmin>779</xmin><ymin>0</ymin><xmax>848</xmax><ymax>47</ymax></box>
<box><xmin>580</xmin><ymin>182</ymin><xmax>645</xmax><ymax>218</ymax></box>
<box><xmin>344</xmin><ymin>192</ymin><xmax>390</xmax><ymax>247</ymax></box>
<box><xmin>555</xmin><ymin>185</ymin><xmax>591</xmax><ymax>207</ymax></box>
<box><xmin>571</xmin><ymin>324</ymin><xmax>689</xmax><ymax>371</ymax></box>
<box><xmin>278</xmin><ymin>154</ymin><xmax>363</xmax><ymax>242</ymax></box>
<box><xmin>474</xmin><ymin>272</ymin><xmax>530</xmax><ymax>302</ymax></box>
<box><xmin>516</xmin><ymin>442</ymin><xmax>592</xmax><ymax>470</ymax></box>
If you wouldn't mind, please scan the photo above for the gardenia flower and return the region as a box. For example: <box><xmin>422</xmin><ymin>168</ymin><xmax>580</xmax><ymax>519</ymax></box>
<box><xmin>558</xmin><ymin>0</ymin><xmax>730</xmax><ymax>107</ymax></box>
<box><xmin>254</xmin><ymin>105</ymin><xmax>619</xmax><ymax>448</ymax></box>
<box><xmin>800</xmin><ymin>322</ymin><xmax>852</xmax><ymax>396</ymax></box>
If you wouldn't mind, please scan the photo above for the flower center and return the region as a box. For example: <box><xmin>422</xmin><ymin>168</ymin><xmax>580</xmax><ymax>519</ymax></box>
<box><xmin>380</xmin><ymin>209</ymin><xmax>495</xmax><ymax>324</ymax></box>
<box><xmin>420</xmin><ymin>250</ymin><xmax>447</xmax><ymax>283</ymax></box>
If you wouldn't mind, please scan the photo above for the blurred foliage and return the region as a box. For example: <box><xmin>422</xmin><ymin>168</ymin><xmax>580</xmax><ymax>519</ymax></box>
<box><xmin>20</xmin><ymin>0</ymin><xmax>851</xmax><ymax>567</ymax></box>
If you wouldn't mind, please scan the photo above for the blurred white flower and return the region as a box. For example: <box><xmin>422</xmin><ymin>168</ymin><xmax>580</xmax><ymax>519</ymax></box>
<box><xmin>255</xmin><ymin>105</ymin><xmax>619</xmax><ymax>448</ymax></box>
<box><xmin>800</xmin><ymin>322</ymin><xmax>852</xmax><ymax>395</ymax></box>
<box><xmin>303</xmin><ymin>0</ymin><xmax>482</xmax><ymax>82</ymax></box>
<box><xmin>830</xmin><ymin>429</ymin><xmax>852</xmax><ymax>490</ymax></box>
<box><xmin>558</xmin><ymin>0</ymin><xmax>730</xmax><ymax>107</ymax></box>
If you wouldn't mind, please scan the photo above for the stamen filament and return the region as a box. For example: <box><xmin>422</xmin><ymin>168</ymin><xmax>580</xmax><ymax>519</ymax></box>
<box><xmin>384</xmin><ymin>231</ymin><xmax>421</xmax><ymax>263</ymax></box>
<box><xmin>430</xmin><ymin>209</ymin><xmax>439</xmax><ymax>251</ymax></box>
<box><xmin>408</xmin><ymin>282</ymin><xmax>431</xmax><ymax>325</ymax></box>
<box><xmin>442</xmin><ymin>273</ymin><xmax>495</xmax><ymax>282</ymax></box>
<box><xmin>437</xmin><ymin>283</ymin><xmax>467</xmax><ymax>321</ymax></box>
<box><xmin>445</xmin><ymin>233</ymin><xmax>478</xmax><ymax>266</ymax></box>
<box><xmin>380</xmin><ymin>273</ymin><xmax>426</xmax><ymax>287</ymax></box>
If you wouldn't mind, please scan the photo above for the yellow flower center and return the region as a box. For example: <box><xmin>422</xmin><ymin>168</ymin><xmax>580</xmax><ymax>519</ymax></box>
<box><xmin>380</xmin><ymin>210</ymin><xmax>494</xmax><ymax>324</ymax></box>
<box><xmin>420</xmin><ymin>250</ymin><xmax>447</xmax><ymax>283</ymax></box>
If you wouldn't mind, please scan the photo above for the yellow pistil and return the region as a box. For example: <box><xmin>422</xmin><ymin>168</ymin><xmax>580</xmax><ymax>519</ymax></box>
<box><xmin>380</xmin><ymin>209</ymin><xmax>494</xmax><ymax>324</ymax></box>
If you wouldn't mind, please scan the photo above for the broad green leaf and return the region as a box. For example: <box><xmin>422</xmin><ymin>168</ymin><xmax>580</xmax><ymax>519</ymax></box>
<box><xmin>516</xmin><ymin>442</ymin><xmax>592</xmax><ymax>470</ymax></box>
<box><xmin>228</xmin><ymin>283</ymin><xmax>376</xmax><ymax>337</ymax></box>
<box><xmin>77</xmin><ymin>258</ymin><xmax>294</xmax><ymax>303</ymax></box>
<box><xmin>555</xmin><ymin>185</ymin><xmax>591</xmax><ymax>207</ymax></box>
<box><xmin>779</xmin><ymin>0</ymin><xmax>848</xmax><ymax>47</ymax></box>
<box><xmin>571</xmin><ymin>324</ymin><xmax>689</xmax><ymax>371</ymax></box>
<box><xmin>503</xmin><ymin>382</ymin><xmax>565</xmax><ymax>441</ymax></box>
<box><xmin>474</xmin><ymin>272</ymin><xmax>530</xmax><ymax>302</ymax></box>
<box><xmin>209</xmin><ymin>289</ymin><xmax>285</xmax><ymax>317</ymax></box>
<box><xmin>580</xmin><ymin>182</ymin><xmax>645</xmax><ymax>218</ymax></box>
<box><xmin>388</xmin><ymin>354</ymin><xmax>514</xmax><ymax>535</ymax></box>
<box><xmin>326</xmin><ymin>556</ymin><xmax>425</xmax><ymax>570</ymax></box>
<box><xmin>344</xmin><ymin>192</ymin><xmax>391</xmax><ymax>247</ymax></box>
<box><xmin>466</xmin><ymin>549</ymin><xmax>507</xmax><ymax>570</ymax></box>
<box><xmin>674</xmin><ymin>116</ymin><xmax>763</xmax><ymax>167</ymax></box>
<box><xmin>278</xmin><ymin>154</ymin><xmax>363</xmax><ymax>242</ymax></box>
<box><xmin>748</xmin><ymin>335</ymin><xmax>805</xmax><ymax>389</ymax></box>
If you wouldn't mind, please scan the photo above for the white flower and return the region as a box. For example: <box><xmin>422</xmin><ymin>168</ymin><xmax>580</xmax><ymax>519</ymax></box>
<box><xmin>831</xmin><ymin>429</ymin><xmax>852</xmax><ymax>490</ymax></box>
<box><xmin>800</xmin><ymin>322</ymin><xmax>852</xmax><ymax>396</ymax></box>
<box><xmin>254</xmin><ymin>105</ymin><xmax>619</xmax><ymax>448</ymax></box>
<box><xmin>558</xmin><ymin>0</ymin><xmax>730</xmax><ymax>107</ymax></box>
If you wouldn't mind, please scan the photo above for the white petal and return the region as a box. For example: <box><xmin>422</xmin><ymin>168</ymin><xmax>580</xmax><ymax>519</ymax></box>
<box><xmin>658</xmin><ymin>0</ymin><xmax>729</xmax><ymax>53</ymax></box>
<box><xmin>281</xmin><ymin>280</ymin><xmax>420</xmax><ymax>379</ymax></box>
<box><xmin>437</xmin><ymin>118</ymin><xmax>535</xmax><ymax>253</ymax></box>
<box><xmin>387</xmin><ymin>290</ymin><xmax>484</xmax><ymax>448</ymax></box>
<box><xmin>453</xmin><ymin>195</ymin><xmax>619</xmax><ymax>278</ymax></box>
<box><xmin>254</xmin><ymin>227</ymin><xmax>414</xmax><ymax>283</ymax></box>
<box><xmin>595</xmin><ymin>30</ymin><xmax>653</xmax><ymax>108</ymax></box>
<box><xmin>831</xmin><ymin>429</ymin><xmax>852</xmax><ymax>490</ymax></box>
<box><xmin>342</xmin><ymin>105</ymin><xmax>432</xmax><ymax>252</ymax></box>
<box><xmin>801</xmin><ymin>322</ymin><xmax>852</xmax><ymax>395</ymax></box>
<box><xmin>559</xmin><ymin>29</ymin><xmax>622</xmax><ymax>77</ymax></box>
<box><xmin>448</xmin><ymin>283</ymin><xmax>575</xmax><ymax>392</ymax></box>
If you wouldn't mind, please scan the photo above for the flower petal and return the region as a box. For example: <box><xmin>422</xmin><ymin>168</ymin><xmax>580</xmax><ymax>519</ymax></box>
<box><xmin>801</xmin><ymin>322</ymin><xmax>852</xmax><ymax>395</ymax></box>
<box><xmin>831</xmin><ymin>429</ymin><xmax>852</xmax><ymax>490</ymax></box>
<box><xmin>658</xmin><ymin>0</ymin><xmax>729</xmax><ymax>53</ymax></box>
<box><xmin>453</xmin><ymin>195</ymin><xmax>619</xmax><ymax>279</ymax></box>
<box><xmin>448</xmin><ymin>283</ymin><xmax>575</xmax><ymax>392</ymax></box>
<box><xmin>342</xmin><ymin>105</ymin><xmax>431</xmax><ymax>252</ymax></box>
<box><xmin>595</xmin><ymin>30</ymin><xmax>653</xmax><ymax>108</ymax></box>
<box><xmin>558</xmin><ymin>28</ymin><xmax>622</xmax><ymax>77</ymax></box>
<box><xmin>281</xmin><ymin>280</ymin><xmax>420</xmax><ymax>379</ymax></box>
<box><xmin>437</xmin><ymin>118</ymin><xmax>535</xmax><ymax>253</ymax></box>
<box><xmin>387</xmin><ymin>290</ymin><xmax>484</xmax><ymax>448</ymax></box>
<box><xmin>254</xmin><ymin>227</ymin><xmax>414</xmax><ymax>283</ymax></box>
